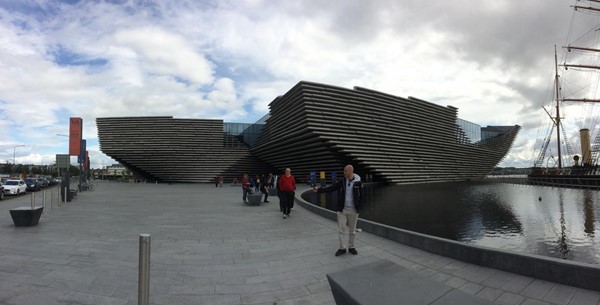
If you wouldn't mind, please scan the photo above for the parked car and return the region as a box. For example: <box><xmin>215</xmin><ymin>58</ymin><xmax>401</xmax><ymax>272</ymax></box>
<box><xmin>3</xmin><ymin>179</ymin><xmax>27</xmax><ymax>195</ymax></box>
<box><xmin>24</xmin><ymin>178</ymin><xmax>42</xmax><ymax>192</ymax></box>
<box><xmin>37</xmin><ymin>177</ymin><xmax>49</xmax><ymax>188</ymax></box>
<box><xmin>45</xmin><ymin>177</ymin><xmax>58</xmax><ymax>186</ymax></box>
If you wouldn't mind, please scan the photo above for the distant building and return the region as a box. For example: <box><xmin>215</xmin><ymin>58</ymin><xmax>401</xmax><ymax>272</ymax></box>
<box><xmin>97</xmin><ymin>81</ymin><xmax>520</xmax><ymax>184</ymax></box>
<box><xmin>94</xmin><ymin>163</ymin><xmax>128</xmax><ymax>180</ymax></box>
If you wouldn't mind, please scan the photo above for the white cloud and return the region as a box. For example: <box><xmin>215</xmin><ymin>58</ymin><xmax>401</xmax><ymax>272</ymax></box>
<box><xmin>111</xmin><ymin>27</ymin><xmax>214</xmax><ymax>86</ymax></box>
<box><xmin>0</xmin><ymin>0</ymin><xmax>592</xmax><ymax>170</ymax></box>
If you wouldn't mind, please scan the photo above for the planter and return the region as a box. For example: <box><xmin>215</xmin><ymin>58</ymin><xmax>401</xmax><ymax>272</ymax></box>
<box><xmin>10</xmin><ymin>207</ymin><xmax>44</xmax><ymax>227</ymax></box>
<box><xmin>247</xmin><ymin>194</ymin><xmax>262</xmax><ymax>206</ymax></box>
<box><xmin>268</xmin><ymin>188</ymin><xmax>278</xmax><ymax>196</ymax></box>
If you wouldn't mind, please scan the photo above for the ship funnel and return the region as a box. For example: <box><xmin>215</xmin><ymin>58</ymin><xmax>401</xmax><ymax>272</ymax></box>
<box><xmin>580</xmin><ymin>128</ymin><xmax>591</xmax><ymax>166</ymax></box>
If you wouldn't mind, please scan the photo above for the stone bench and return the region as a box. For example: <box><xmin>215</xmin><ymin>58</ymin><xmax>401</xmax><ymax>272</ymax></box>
<box><xmin>268</xmin><ymin>188</ymin><xmax>278</xmax><ymax>196</ymax></box>
<box><xmin>327</xmin><ymin>259</ymin><xmax>494</xmax><ymax>305</ymax></box>
<box><xmin>10</xmin><ymin>206</ymin><xmax>44</xmax><ymax>227</ymax></box>
<box><xmin>247</xmin><ymin>194</ymin><xmax>263</xmax><ymax>206</ymax></box>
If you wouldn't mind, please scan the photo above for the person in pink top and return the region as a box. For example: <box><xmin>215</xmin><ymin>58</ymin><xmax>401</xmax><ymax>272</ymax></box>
<box><xmin>278</xmin><ymin>168</ymin><xmax>296</xmax><ymax>219</ymax></box>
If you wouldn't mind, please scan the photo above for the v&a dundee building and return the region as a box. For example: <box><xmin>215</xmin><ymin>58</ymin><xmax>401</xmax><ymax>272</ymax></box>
<box><xmin>96</xmin><ymin>81</ymin><xmax>520</xmax><ymax>184</ymax></box>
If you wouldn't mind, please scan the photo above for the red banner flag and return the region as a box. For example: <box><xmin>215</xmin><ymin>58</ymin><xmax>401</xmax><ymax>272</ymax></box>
<box><xmin>69</xmin><ymin>117</ymin><xmax>82</xmax><ymax>156</ymax></box>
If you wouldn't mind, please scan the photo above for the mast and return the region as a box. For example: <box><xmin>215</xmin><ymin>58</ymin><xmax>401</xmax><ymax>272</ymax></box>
<box><xmin>566</xmin><ymin>46</ymin><xmax>600</xmax><ymax>53</ymax></box>
<box><xmin>573</xmin><ymin>5</ymin><xmax>600</xmax><ymax>13</ymax></box>
<box><xmin>555</xmin><ymin>45</ymin><xmax>563</xmax><ymax>169</ymax></box>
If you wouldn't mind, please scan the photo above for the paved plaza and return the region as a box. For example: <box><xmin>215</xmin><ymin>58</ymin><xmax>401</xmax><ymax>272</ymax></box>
<box><xmin>0</xmin><ymin>181</ymin><xmax>599</xmax><ymax>305</ymax></box>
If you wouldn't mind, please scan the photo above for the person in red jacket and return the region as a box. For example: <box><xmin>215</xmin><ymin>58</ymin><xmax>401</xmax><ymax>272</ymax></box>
<box><xmin>278</xmin><ymin>168</ymin><xmax>296</xmax><ymax>219</ymax></box>
<box><xmin>241</xmin><ymin>174</ymin><xmax>251</xmax><ymax>204</ymax></box>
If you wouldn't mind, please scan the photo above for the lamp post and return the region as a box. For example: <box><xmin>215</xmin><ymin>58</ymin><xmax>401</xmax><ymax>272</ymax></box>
<box><xmin>13</xmin><ymin>144</ymin><xmax>26</xmax><ymax>175</ymax></box>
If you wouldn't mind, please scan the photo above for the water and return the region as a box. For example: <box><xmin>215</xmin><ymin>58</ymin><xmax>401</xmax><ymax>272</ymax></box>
<box><xmin>302</xmin><ymin>182</ymin><xmax>600</xmax><ymax>264</ymax></box>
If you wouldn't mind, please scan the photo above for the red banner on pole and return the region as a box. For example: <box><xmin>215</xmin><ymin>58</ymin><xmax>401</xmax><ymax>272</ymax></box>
<box><xmin>69</xmin><ymin>117</ymin><xmax>82</xmax><ymax>156</ymax></box>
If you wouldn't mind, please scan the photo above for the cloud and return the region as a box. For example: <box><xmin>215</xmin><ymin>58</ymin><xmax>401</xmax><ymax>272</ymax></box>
<box><xmin>0</xmin><ymin>0</ymin><xmax>592</xmax><ymax>170</ymax></box>
<box><xmin>111</xmin><ymin>27</ymin><xmax>214</xmax><ymax>86</ymax></box>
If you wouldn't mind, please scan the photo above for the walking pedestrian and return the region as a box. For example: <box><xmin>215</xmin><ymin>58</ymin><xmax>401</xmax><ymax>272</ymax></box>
<box><xmin>241</xmin><ymin>174</ymin><xmax>251</xmax><ymax>204</ymax></box>
<box><xmin>276</xmin><ymin>170</ymin><xmax>283</xmax><ymax>213</ymax></box>
<box><xmin>260</xmin><ymin>174</ymin><xmax>269</xmax><ymax>202</ymax></box>
<box><xmin>313</xmin><ymin>165</ymin><xmax>365</xmax><ymax>256</ymax></box>
<box><xmin>278</xmin><ymin>168</ymin><xmax>296</xmax><ymax>219</ymax></box>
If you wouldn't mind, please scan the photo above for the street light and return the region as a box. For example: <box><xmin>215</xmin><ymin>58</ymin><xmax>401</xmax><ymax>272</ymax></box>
<box><xmin>13</xmin><ymin>144</ymin><xmax>26</xmax><ymax>175</ymax></box>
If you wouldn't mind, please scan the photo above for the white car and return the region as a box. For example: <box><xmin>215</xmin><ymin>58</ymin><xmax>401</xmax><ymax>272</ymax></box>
<box><xmin>3</xmin><ymin>179</ymin><xmax>27</xmax><ymax>195</ymax></box>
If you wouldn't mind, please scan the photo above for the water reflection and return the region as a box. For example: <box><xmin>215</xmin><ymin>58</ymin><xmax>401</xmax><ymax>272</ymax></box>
<box><xmin>557</xmin><ymin>192</ymin><xmax>569</xmax><ymax>259</ymax></box>
<box><xmin>584</xmin><ymin>190</ymin><xmax>595</xmax><ymax>236</ymax></box>
<box><xmin>302</xmin><ymin>182</ymin><xmax>600</xmax><ymax>264</ymax></box>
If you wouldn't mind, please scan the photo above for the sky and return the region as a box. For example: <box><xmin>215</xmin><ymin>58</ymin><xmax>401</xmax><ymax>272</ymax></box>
<box><xmin>0</xmin><ymin>0</ymin><xmax>598</xmax><ymax>170</ymax></box>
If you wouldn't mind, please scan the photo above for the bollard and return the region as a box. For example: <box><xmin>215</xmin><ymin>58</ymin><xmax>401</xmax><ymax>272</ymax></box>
<box><xmin>138</xmin><ymin>234</ymin><xmax>151</xmax><ymax>305</ymax></box>
<box><xmin>63</xmin><ymin>187</ymin><xmax>67</xmax><ymax>205</ymax></box>
<box><xmin>42</xmin><ymin>190</ymin><xmax>46</xmax><ymax>212</ymax></box>
<box><xmin>31</xmin><ymin>192</ymin><xmax>35</xmax><ymax>209</ymax></box>
<box><xmin>51</xmin><ymin>189</ymin><xmax>54</xmax><ymax>210</ymax></box>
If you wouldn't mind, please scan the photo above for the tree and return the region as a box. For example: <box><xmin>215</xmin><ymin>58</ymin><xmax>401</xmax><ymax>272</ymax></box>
<box><xmin>69</xmin><ymin>165</ymin><xmax>80</xmax><ymax>176</ymax></box>
<box><xmin>1</xmin><ymin>161</ymin><xmax>11</xmax><ymax>174</ymax></box>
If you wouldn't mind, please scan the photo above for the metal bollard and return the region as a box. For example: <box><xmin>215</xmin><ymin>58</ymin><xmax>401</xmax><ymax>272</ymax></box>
<box><xmin>31</xmin><ymin>192</ymin><xmax>35</xmax><ymax>209</ymax></box>
<box><xmin>51</xmin><ymin>189</ymin><xmax>54</xmax><ymax>210</ymax></box>
<box><xmin>138</xmin><ymin>234</ymin><xmax>151</xmax><ymax>305</ymax></box>
<box><xmin>43</xmin><ymin>190</ymin><xmax>46</xmax><ymax>212</ymax></box>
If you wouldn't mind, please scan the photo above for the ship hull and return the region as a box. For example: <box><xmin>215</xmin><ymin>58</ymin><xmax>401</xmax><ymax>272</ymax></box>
<box><xmin>527</xmin><ymin>174</ymin><xmax>600</xmax><ymax>189</ymax></box>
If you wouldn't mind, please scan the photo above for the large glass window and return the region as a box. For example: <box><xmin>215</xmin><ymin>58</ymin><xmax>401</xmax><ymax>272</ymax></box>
<box><xmin>456</xmin><ymin>118</ymin><xmax>481</xmax><ymax>143</ymax></box>
<box><xmin>223</xmin><ymin>114</ymin><xmax>269</xmax><ymax>147</ymax></box>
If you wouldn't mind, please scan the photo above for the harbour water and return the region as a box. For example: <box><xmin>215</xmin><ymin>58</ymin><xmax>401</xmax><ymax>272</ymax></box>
<box><xmin>302</xmin><ymin>181</ymin><xmax>600</xmax><ymax>264</ymax></box>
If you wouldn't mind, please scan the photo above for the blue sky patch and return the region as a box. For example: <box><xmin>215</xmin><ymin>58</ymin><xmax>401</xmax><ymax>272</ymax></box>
<box><xmin>51</xmin><ymin>46</ymin><xmax>107</xmax><ymax>67</ymax></box>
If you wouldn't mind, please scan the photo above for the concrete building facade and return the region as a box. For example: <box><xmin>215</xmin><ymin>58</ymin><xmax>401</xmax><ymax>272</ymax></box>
<box><xmin>97</xmin><ymin>81</ymin><xmax>520</xmax><ymax>184</ymax></box>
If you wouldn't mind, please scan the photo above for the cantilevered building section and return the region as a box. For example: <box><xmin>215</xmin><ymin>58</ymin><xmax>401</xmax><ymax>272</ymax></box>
<box><xmin>96</xmin><ymin>117</ymin><xmax>272</xmax><ymax>183</ymax></box>
<box><xmin>97</xmin><ymin>81</ymin><xmax>520</xmax><ymax>184</ymax></box>
<box><xmin>251</xmin><ymin>81</ymin><xmax>520</xmax><ymax>184</ymax></box>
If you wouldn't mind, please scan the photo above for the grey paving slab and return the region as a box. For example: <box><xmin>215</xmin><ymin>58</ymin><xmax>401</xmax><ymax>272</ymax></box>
<box><xmin>460</xmin><ymin>282</ymin><xmax>485</xmax><ymax>295</ymax></box>
<box><xmin>495</xmin><ymin>292</ymin><xmax>525</xmax><ymax>305</ymax></box>
<box><xmin>430</xmin><ymin>289</ymin><xmax>495</xmax><ymax>305</ymax></box>
<box><xmin>0</xmin><ymin>182</ymin><xmax>597</xmax><ymax>305</ymax></box>
<box><xmin>522</xmin><ymin>299</ymin><xmax>553</xmax><ymax>305</ymax></box>
<box><xmin>543</xmin><ymin>284</ymin><xmax>576</xmax><ymax>305</ymax></box>
<box><xmin>476</xmin><ymin>286</ymin><xmax>504</xmax><ymax>302</ymax></box>
<box><xmin>569</xmin><ymin>288</ymin><xmax>600</xmax><ymax>305</ymax></box>
<box><xmin>522</xmin><ymin>280</ymin><xmax>555</xmax><ymax>299</ymax></box>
